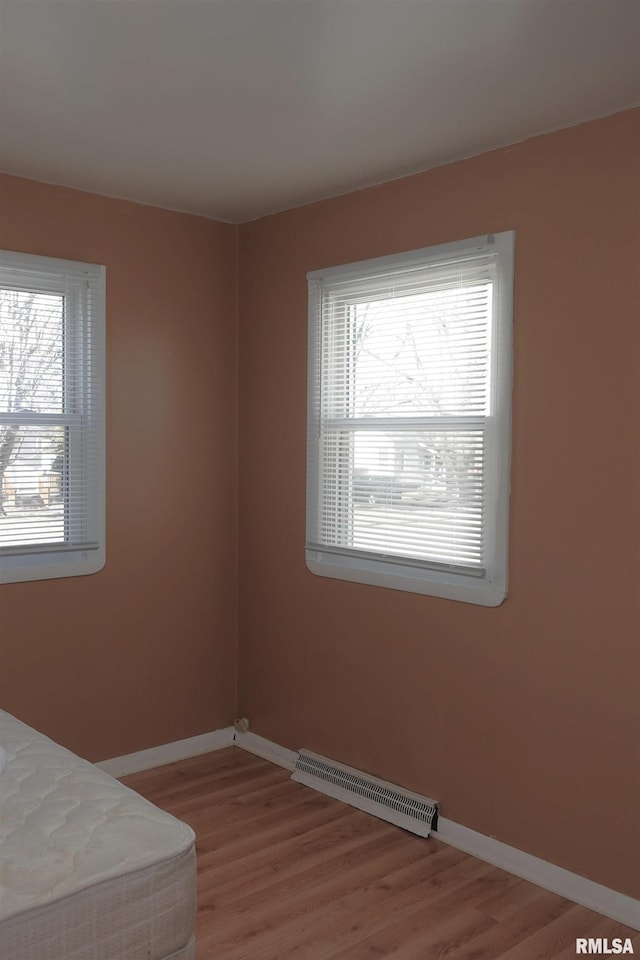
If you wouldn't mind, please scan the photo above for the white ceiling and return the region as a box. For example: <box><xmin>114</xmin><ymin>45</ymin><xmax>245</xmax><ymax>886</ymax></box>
<box><xmin>0</xmin><ymin>0</ymin><xmax>638</xmax><ymax>223</ymax></box>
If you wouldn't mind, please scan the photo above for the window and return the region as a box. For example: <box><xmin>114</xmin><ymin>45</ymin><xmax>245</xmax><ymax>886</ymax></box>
<box><xmin>0</xmin><ymin>250</ymin><xmax>105</xmax><ymax>584</ymax></box>
<box><xmin>306</xmin><ymin>232</ymin><xmax>514</xmax><ymax>606</ymax></box>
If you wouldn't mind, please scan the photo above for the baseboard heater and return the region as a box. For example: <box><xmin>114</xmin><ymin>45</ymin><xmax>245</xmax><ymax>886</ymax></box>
<box><xmin>292</xmin><ymin>749</ymin><xmax>439</xmax><ymax>837</ymax></box>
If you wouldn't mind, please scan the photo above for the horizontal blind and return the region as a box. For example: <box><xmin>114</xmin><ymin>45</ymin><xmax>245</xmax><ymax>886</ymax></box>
<box><xmin>0</xmin><ymin>255</ymin><xmax>104</xmax><ymax>556</ymax></box>
<box><xmin>308</xmin><ymin>250</ymin><xmax>496</xmax><ymax>573</ymax></box>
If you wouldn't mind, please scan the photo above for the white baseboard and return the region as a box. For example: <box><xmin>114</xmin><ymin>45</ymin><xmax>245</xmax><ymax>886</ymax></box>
<box><xmin>234</xmin><ymin>730</ymin><xmax>298</xmax><ymax>770</ymax></box>
<box><xmin>97</xmin><ymin>725</ymin><xmax>235</xmax><ymax>778</ymax></box>
<box><xmin>95</xmin><ymin>726</ymin><xmax>639</xmax><ymax>930</ymax></box>
<box><xmin>232</xmin><ymin>731</ymin><xmax>640</xmax><ymax>931</ymax></box>
<box><xmin>434</xmin><ymin>817</ymin><xmax>640</xmax><ymax>931</ymax></box>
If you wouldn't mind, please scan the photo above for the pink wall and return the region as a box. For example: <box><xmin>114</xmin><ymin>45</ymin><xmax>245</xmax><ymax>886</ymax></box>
<box><xmin>1</xmin><ymin>110</ymin><xmax>638</xmax><ymax>899</ymax></box>
<box><xmin>0</xmin><ymin>175</ymin><xmax>238</xmax><ymax>762</ymax></box>
<box><xmin>237</xmin><ymin>110</ymin><xmax>640</xmax><ymax>897</ymax></box>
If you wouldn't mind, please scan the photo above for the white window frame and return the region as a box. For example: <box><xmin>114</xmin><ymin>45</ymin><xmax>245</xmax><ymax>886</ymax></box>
<box><xmin>0</xmin><ymin>250</ymin><xmax>106</xmax><ymax>584</ymax></box>
<box><xmin>306</xmin><ymin>232</ymin><xmax>514</xmax><ymax>606</ymax></box>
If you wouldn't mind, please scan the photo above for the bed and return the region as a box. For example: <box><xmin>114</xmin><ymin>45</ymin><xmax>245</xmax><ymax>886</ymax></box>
<box><xmin>0</xmin><ymin>709</ymin><xmax>197</xmax><ymax>960</ymax></box>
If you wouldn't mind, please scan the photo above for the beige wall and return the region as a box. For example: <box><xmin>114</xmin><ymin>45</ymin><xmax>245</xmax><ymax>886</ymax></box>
<box><xmin>237</xmin><ymin>110</ymin><xmax>640</xmax><ymax>898</ymax></box>
<box><xmin>0</xmin><ymin>175</ymin><xmax>238</xmax><ymax>762</ymax></box>
<box><xmin>0</xmin><ymin>109</ymin><xmax>638</xmax><ymax>899</ymax></box>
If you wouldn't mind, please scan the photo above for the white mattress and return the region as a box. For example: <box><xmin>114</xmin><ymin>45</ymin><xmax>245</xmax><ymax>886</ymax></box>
<box><xmin>0</xmin><ymin>710</ymin><xmax>197</xmax><ymax>960</ymax></box>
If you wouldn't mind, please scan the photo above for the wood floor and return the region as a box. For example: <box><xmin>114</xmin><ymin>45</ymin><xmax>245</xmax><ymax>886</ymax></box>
<box><xmin>122</xmin><ymin>748</ymin><xmax>638</xmax><ymax>960</ymax></box>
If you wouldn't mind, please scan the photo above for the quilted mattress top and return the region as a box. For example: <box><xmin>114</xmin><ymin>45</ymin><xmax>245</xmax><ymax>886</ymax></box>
<box><xmin>0</xmin><ymin>710</ymin><xmax>195</xmax><ymax>923</ymax></box>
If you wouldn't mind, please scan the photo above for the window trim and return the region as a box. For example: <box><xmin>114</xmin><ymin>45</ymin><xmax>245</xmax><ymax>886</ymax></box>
<box><xmin>0</xmin><ymin>250</ymin><xmax>106</xmax><ymax>584</ymax></box>
<box><xmin>306</xmin><ymin>232</ymin><xmax>514</xmax><ymax>606</ymax></box>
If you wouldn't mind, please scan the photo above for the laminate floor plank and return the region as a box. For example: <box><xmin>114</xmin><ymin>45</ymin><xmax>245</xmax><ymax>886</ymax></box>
<box><xmin>196</xmin><ymin>809</ymin><xmax>393</xmax><ymax>899</ymax></box>
<box><xmin>197</xmin><ymin>851</ymin><xmax>493</xmax><ymax>959</ymax></box>
<box><xmin>123</xmin><ymin>748</ymin><xmax>638</xmax><ymax>960</ymax></box>
<box><xmin>194</xmin><ymin>796</ymin><xmax>354</xmax><ymax>873</ymax></box>
<box><xmin>440</xmin><ymin>892</ymin><xmax>573</xmax><ymax>960</ymax></box>
<box><xmin>197</xmin><ymin>831</ymin><xmax>437</xmax><ymax>945</ymax></box>
<box><xmin>193</xmin><ymin>787</ymin><xmax>341</xmax><ymax>843</ymax></box>
<box><xmin>201</xmin><ymin>827</ymin><xmax>406</xmax><ymax>912</ymax></box>
<box><xmin>174</xmin><ymin>781</ymin><xmax>318</xmax><ymax>840</ymax></box>
<box><xmin>282</xmin><ymin>868</ymin><xmax>503</xmax><ymax>960</ymax></box>
<box><xmin>178</xmin><ymin>778</ymin><xmax>308</xmax><ymax>833</ymax></box>
<box><xmin>205</xmin><ymin>833</ymin><xmax>460</xmax><ymax>939</ymax></box>
<box><xmin>122</xmin><ymin>747</ymin><xmax>258</xmax><ymax>793</ymax></box>
<box><xmin>474</xmin><ymin>876</ymin><xmax>549</xmax><ymax>921</ymax></box>
<box><xmin>335</xmin><ymin>907</ymin><xmax>497</xmax><ymax>960</ymax></box>
<box><xmin>133</xmin><ymin>763</ymin><xmax>287</xmax><ymax>810</ymax></box>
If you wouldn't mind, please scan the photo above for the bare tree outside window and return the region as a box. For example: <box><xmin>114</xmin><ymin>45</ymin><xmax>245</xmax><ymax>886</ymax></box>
<box><xmin>0</xmin><ymin>289</ymin><xmax>65</xmax><ymax>543</ymax></box>
<box><xmin>1</xmin><ymin>251</ymin><xmax>105</xmax><ymax>584</ymax></box>
<box><xmin>344</xmin><ymin>285</ymin><xmax>489</xmax><ymax>562</ymax></box>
